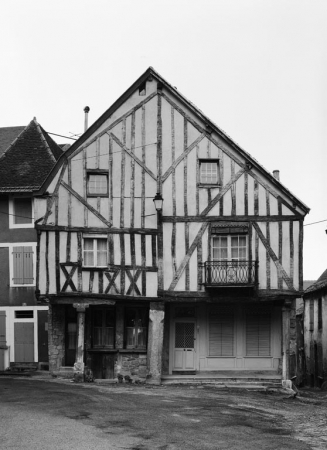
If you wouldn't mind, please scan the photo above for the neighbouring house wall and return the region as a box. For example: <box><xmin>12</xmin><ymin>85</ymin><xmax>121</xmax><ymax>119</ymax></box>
<box><xmin>304</xmin><ymin>292</ymin><xmax>327</xmax><ymax>386</ymax></box>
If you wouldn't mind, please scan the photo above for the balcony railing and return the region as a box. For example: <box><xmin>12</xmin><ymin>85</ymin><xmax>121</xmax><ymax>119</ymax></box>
<box><xmin>204</xmin><ymin>260</ymin><xmax>258</xmax><ymax>287</ymax></box>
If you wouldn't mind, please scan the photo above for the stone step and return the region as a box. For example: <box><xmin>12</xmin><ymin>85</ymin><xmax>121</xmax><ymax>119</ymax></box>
<box><xmin>9</xmin><ymin>363</ymin><xmax>38</xmax><ymax>372</ymax></box>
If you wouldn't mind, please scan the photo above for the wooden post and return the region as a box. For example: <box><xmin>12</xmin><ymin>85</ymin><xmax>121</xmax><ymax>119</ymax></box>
<box><xmin>282</xmin><ymin>300</ymin><xmax>291</xmax><ymax>381</ymax></box>
<box><xmin>73</xmin><ymin>303</ymin><xmax>89</xmax><ymax>382</ymax></box>
<box><xmin>147</xmin><ymin>302</ymin><xmax>165</xmax><ymax>385</ymax></box>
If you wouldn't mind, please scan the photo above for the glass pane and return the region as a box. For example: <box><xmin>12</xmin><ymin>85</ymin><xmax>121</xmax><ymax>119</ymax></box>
<box><xmin>103</xmin><ymin>328</ymin><xmax>114</xmax><ymax>347</ymax></box>
<box><xmin>84</xmin><ymin>239</ymin><xmax>93</xmax><ymax>250</ymax></box>
<box><xmin>220</xmin><ymin>237</ymin><xmax>227</xmax><ymax>248</ymax></box>
<box><xmin>93</xmin><ymin>310</ymin><xmax>102</xmax><ymax>327</ymax></box>
<box><xmin>126</xmin><ymin>327</ymin><xmax>136</xmax><ymax>347</ymax></box>
<box><xmin>231</xmin><ymin>236</ymin><xmax>238</xmax><ymax>247</ymax></box>
<box><xmin>137</xmin><ymin>327</ymin><xmax>147</xmax><ymax>348</ymax></box>
<box><xmin>84</xmin><ymin>251</ymin><xmax>94</xmax><ymax>266</ymax></box>
<box><xmin>200</xmin><ymin>162</ymin><xmax>218</xmax><ymax>184</ymax></box>
<box><xmin>219</xmin><ymin>248</ymin><xmax>228</xmax><ymax>260</ymax></box>
<box><xmin>239</xmin><ymin>236</ymin><xmax>246</xmax><ymax>246</ymax></box>
<box><xmin>97</xmin><ymin>238</ymin><xmax>107</xmax><ymax>266</ymax></box>
<box><xmin>88</xmin><ymin>174</ymin><xmax>107</xmax><ymax>195</ymax></box>
<box><xmin>231</xmin><ymin>248</ymin><xmax>238</xmax><ymax>259</ymax></box>
<box><xmin>125</xmin><ymin>309</ymin><xmax>135</xmax><ymax>327</ymax></box>
<box><xmin>14</xmin><ymin>198</ymin><xmax>32</xmax><ymax>224</ymax></box>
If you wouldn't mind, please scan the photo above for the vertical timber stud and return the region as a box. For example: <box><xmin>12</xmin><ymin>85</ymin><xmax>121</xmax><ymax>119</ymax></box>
<box><xmin>171</xmin><ymin>106</ymin><xmax>177</xmax><ymax>276</ymax></box>
<box><xmin>141</xmin><ymin>105</ymin><xmax>146</xmax><ymax>229</ymax></box>
<box><xmin>45</xmin><ymin>231</ymin><xmax>49</xmax><ymax>295</ymax></box>
<box><xmin>157</xmin><ymin>87</ymin><xmax>164</xmax><ymax>291</ymax></box>
<box><xmin>231</xmin><ymin>159</ymin><xmax>236</xmax><ymax>215</ymax></box>
<box><xmin>278</xmin><ymin>199</ymin><xmax>283</xmax><ymax>290</ymax></box>
<box><xmin>147</xmin><ymin>302</ymin><xmax>165</xmax><ymax>385</ymax></box>
<box><xmin>73</xmin><ymin>303</ymin><xmax>89</xmax><ymax>382</ymax></box>
<box><xmin>282</xmin><ymin>300</ymin><xmax>291</xmax><ymax>381</ymax></box>
<box><xmin>184</xmin><ymin>118</ymin><xmax>189</xmax><ymax>290</ymax></box>
<box><xmin>68</xmin><ymin>159</ymin><xmax>72</xmax><ymax>227</ymax></box>
<box><xmin>83</xmin><ymin>148</ymin><xmax>88</xmax><ymax>227</ymax></box>
<box><xmin>130</xmin><ymin>112</ymin><xmax>135</xmax><ymax>228</ymax></box>
<box><xmin>120</xmin><ymin>119</ymin><xmax>126</xmax><ymax>228</ymax></box>
<box><xmin>36</xmin><ymin>230</ymin><xmax>40</xmax><ymax>295</ymax></box>
<box><xmin>299</xmin><ymin>220</ymin><xmax>303</xmax><ymax>291</ymax></box>
<box><xmin>55</xmin><ymin>231</ymin><xmax>60</xmax><ymax>294</ymax></box>
<box><xmin>266</xmin><ymin>190</ymin><xmax>270</xmax><ymax>290</ymax></box>
<box><xmin>77</xmin><ymin>232</ymin><xmax>82</xmax><ymax>292</ymax></box>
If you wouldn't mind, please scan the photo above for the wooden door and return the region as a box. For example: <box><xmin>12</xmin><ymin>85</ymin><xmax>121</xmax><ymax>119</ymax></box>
<box><xmin>14</xmin><ymin>323</ymin><xmax>34</xmax><ymax>362</ymax></box>
<box><xmin>37</xmin><ymin>310</ymin><xmax>49</xmax><ymax>362</ymax></box>
<box><xmin>0</xmin><ymin>312</ymin><xmax>6</xmax><ymax>370</ymax></box>
<box><xmin>91</xmin><ymin>353</ymin><xmax>115</xmax><ymax>379</ymax></box>
<box><xmin>173</xmin><ymin>322</ymin><xmax>195</xmax><ymax>370</ymax></box>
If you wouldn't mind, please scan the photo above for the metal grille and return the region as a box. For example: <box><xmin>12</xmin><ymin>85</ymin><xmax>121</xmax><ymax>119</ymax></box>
<box><xmin>175</xmin><ymin>323</ymin><xmax>195</xmax><ymax>348</ymax></box>
<box><xmin>204</xmin><ymin>261</ymin><xmax>257</xmax><ymax>286</ymax></box>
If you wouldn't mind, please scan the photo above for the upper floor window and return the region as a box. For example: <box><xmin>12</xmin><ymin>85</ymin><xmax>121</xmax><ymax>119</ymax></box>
<box><xmin>11</xmin><ymin>245</ymin><xmax>35</xmax><ymax>286</ymax></box>
<box><xmin>199</xmin><ymin>159</ymin><xmax>220</xmax><ymax>185</ymax></box>
<box><xmin>9</xmin><ymin>197</ymin><xmax>34</xmax><ymax>228</ymax></box>
<box><xmin>212</xmin><ymin>235</ymin><xmax>247</xmax><ymax>261</ymax></box>
<box><xmin>83</xmin><ymin>237</ymin><xmax>107</xmax><ymax>267</ymax></box>
<box><xmin>87</xmin><ymin>171</ymin><xmax>108</xmax><ymax>196</ymax></box>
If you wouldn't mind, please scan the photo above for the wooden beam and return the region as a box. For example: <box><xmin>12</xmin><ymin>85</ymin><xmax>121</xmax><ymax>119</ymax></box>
<box><xmin>161</xmin><ymin>133</ymin><xmax>205</xmax><ymax>183</ymax></box>
<box><xmin>252</xmin><ymin>222</ymin><xmax>294</xmax><ymax>290</ymax></box>
<box><xmin>110</xmin><ymin>133</ymin><xmax>157</xmax><ymax>181</ymax></box>
<box><xmin>200</xmin><ymin>168</ymin><xmax>245</xmax><ymax>216</ymax></box>
<box><xmin>61</xmin><ymin>181</ymin><xmax>112</xmax><ymax>228</ymax></box>
<box><xmin>161</xmin><ymin>215</ymin><xmax>302</xmax><ymax>223</ymax></box>
<box><xmin>42</xmin><ymin>161</ymin><xmax>67</xmax><ymax>224</ymax></box>
<box><xmin>168</xmin><ymin>222</ymin><xmax>208</xmax><ymax>291</ymax></box>
<box><xmin>35</xmin><ymin>224</ymin><xmax>158</xmax><ymax>234</ymax></box>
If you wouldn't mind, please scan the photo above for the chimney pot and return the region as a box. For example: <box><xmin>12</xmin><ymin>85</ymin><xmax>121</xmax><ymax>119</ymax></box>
<box><xmin>84</xmin><ymin>106</ymin><xmax>90</xmax><ymax>132</ymax></box>
<box><xmin>273</xmin><ymin>170</ymin><xmax>280</xmax><ymax>181</ymax></box>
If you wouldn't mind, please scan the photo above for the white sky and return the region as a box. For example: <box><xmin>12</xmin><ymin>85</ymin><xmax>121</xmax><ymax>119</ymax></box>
<box><xmin>1</xmin><ymin>0</ymin><xmax>326</xmax><ymax>280</ymax></box>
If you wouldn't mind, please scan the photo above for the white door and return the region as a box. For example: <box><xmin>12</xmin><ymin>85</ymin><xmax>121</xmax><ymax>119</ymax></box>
<box><xmin>173</xmin><ymin>322</ymin><xmax>195</xmax><ymax>370</ymax></box>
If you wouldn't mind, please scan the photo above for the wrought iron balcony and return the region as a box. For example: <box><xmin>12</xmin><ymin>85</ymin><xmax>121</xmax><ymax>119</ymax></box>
<box><xmin>203</xmin><ymin>260</ymin><xmax>258</xmax><ymax>288</ymax></box>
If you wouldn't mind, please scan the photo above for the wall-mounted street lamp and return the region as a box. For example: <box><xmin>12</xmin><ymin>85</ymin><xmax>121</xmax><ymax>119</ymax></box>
<box><xmin>153</xmin><ymin>192</ymin><xmax>163</xmax><ymax>212</ymax></box>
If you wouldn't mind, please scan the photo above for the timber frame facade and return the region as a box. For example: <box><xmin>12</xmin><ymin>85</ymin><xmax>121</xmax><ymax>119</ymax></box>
<box><xmin>34</xmin><ymin>68</ymin><xmax>309</xmax><ymax>383</ymax></box>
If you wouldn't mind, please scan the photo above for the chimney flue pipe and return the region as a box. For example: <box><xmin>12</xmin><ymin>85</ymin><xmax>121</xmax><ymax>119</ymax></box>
<box><xmin>84</xmin><ymin>106</ymin><xmax>90</xmax><ymax>132</ymax></box>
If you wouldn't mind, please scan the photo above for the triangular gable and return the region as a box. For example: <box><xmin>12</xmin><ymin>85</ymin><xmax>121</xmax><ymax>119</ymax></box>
<box><xmin>37</xmin><ymin>67</ymin><xmax>310</xmax><ymax>215</ymax></box>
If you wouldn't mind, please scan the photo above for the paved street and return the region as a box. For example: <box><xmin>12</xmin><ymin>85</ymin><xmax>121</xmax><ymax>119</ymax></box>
<box><xmin>0</xmin><ymin>376</ymin><xmax>327</xmax><ymax>450</ymax></box>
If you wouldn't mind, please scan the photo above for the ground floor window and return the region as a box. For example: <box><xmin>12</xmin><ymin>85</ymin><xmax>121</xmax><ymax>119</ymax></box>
<box><xmin>125</xmin><ymin>307</ymin><xmax>148</xmax><ymax>349</ymax></box>
<box><xmin>208</xmin><ymin>306</ymin><xmax>234</xmax><ymax>356</ymax></box>
<box><xmin>92</xmin><ymin>307</ymin><xmax>115</xmax><ymax>348</ymax></box>
<box><xmin>246</xmin><ymin>313</ymin><xmax>271</xmax><ymax>356</ymax></box>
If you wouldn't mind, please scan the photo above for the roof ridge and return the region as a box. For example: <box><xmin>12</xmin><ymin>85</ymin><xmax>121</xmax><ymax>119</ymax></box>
<box><xmin>33</xmin><ymin>118</ymin><xmax>56</xmax><ymax>163</ymax></box>
<box><xmin>0</xmin><ymin>122</ymin><xmax>29</xmax><ymax>161</ymax></box>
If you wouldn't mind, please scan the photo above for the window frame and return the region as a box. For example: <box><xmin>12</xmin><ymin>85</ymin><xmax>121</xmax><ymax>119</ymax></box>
<box><xmin>124</xmin><ymin>307</ymin><xmax>148</xmax><ymax>350</ymax></box>
<box><xmin>92</xmin><ymin>307</ymin><xmax>115</xmax><ymax>349</ymax></box>
<box><xmin>211</xmin><ymin>234</ymin><xmax>248</xmax><ymax>262</ymax></box>
<box><xmin>9</xmin><ymin>196</ymin><xmax>34</xmax><ymax>229</ymax></box>
<box><xmin>198</xmin><ymin>159</ymin><xmax>221</xmax><ymax>187</ymax></box>
<box><xmin>86</xmin><ymin>170</ymin><xmax>109</xmax><ymax>197</ymax></box>
<box><xmin>82</xmin><ymin>236</ymin><xmax>108</xmax><ymax>268</ymax></box>
<box><xmin>7</xmin><ymin>242</ymin><xmax>37</xmax><ymax>287</ymax></box>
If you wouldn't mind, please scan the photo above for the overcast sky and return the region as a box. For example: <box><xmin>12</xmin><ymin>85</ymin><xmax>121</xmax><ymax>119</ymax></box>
<box><xmin>1</xmin><ymin>0</ymin><xmax>326</xmax><ymax>280</ymax></box>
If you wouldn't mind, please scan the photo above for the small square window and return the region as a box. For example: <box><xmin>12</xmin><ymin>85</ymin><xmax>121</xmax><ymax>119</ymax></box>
<box><xmin>199</xmin><ymin>160</ymin><xmax>220</xmax><ymax>185</ymax></box>
<box><xmin>83</xmin><ymin>238</ymin><xmax>107</xmax><ymax>267</ymax></box>
<box><xmin>87</xmin><ymin>173</ymin><xmax>108</xmax><ymax>196</ymax></box>
<box><xmin>9</xmin><ymin>197</ymin><xmax>34</xmax><ymax>228</ymax></box>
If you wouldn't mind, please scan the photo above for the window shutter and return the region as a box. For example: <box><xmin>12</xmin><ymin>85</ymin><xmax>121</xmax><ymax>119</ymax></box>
<box><xmin>12</xmin><ymin>246</ymin><xmax>34</xmax><ymax>285</ymax></box>
<box><xmin>13</xmin><ymin>247</ymin><xmax>24</xmax><ymax>284</ymax></box>
<box><xmin>0</xmin><ymin>312</ymin><xmax>6</xmax><ymax>346</ymax></box>
<box><xmin>209</xmin><ymin>306</ymin><xmax>234</xmax><ymax>356</ymax></box>
<box><xmin>23</xmin><ymin>247</ymin><xmax>34</xmax><ymax>284</ymax></box>
<box><xmin>246</xmin><ymin>313</ymin><xmax>271</xmax><ymax>356</ymax></box>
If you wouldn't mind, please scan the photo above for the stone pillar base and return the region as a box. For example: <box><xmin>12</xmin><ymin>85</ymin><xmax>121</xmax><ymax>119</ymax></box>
<box><xmin>73</xmin><ymin>362</ymin><xmax>85</xmax><ymax>383</ymax></box>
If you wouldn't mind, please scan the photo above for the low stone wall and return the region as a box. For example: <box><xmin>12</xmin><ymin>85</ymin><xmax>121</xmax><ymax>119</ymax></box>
<box><xmin>48</xmin><ymin>305</ymin><xmax>65</xmax><ymax>373</ymax></box>
<box><xmin>116</xmin><ymin>353</ymin><xmax>147</xmax><ymax>380</ymax></box>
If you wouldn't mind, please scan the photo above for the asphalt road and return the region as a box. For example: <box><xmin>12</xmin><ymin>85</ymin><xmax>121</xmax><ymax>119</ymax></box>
<box><xmin>0</xmin><ymin>376</ymin><xmax>326</xmax><ymax>450</ymax></box>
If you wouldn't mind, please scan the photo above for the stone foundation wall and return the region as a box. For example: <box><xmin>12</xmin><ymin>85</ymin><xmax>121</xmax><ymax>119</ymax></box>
<box><xmin>116</xmin><ymin>353</ymin><xmax>147</xmax><ymax>379</ymax></box>
<box><xmin>48</xmin><ymin>304</ymin><xmax>65</xmax><ymax>373</ymax></box>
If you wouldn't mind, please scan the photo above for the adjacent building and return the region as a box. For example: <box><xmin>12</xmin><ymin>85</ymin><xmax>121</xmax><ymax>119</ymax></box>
<box><xmin>303</xmin><ymin>269</ymin><xmax>327</xmax><ymax>387</ymax></box>
<box><xmin>33</xmin><ymin>68</ymin><xmax>309</xmax><ymax>384</ymax></box>
<box><xmin>0</xmin><ymin>119</ymin><xmax>62</xmax><ymax>370</ymax></box>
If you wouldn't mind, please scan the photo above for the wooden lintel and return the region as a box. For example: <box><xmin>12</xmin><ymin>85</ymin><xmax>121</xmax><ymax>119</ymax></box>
<box><xmin>43</xmin><ymin>294</ymin><xmax>160</xmax><ymax>303</ymax></box>
<box><xmin>35</xmin><ymin>224</ymin><xmax>158</xmax><ymax>235</ymax></box>
<box><xmin>161</xmin><ymin>215</ymin><xmax>302</xmax><ymax>223</ymax></box>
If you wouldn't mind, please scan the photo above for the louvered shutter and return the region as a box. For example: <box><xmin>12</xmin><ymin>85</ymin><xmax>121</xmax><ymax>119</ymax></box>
<box><xmin>12</xmin><ymin>246</ymin><xmax>34</xmax><ymax>285</ymax></box>
<box><xmin>23</xmin><ymin>247</ymin><xmax>34</xmax><ymax>284</ymax></box>
<box><xmin>209</xmin><ymin>306</ymin><xmax>234</xmax><ymax>356</ymax></box>
<box><xmin>13</xmin><ymin>247</ymin><xmax>24</xmax><ymax>284</ymax></box>
<box><xmin>246</xmin><ymin>313</ymin><xmax>271</xmax><ymax>356</ymax></box>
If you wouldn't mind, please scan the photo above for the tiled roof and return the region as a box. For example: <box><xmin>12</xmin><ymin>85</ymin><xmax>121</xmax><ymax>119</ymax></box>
<box><xmin>304</xmin><ymin>269</ymin><xmax>327</xmax><ymax>295</ymax></box>
<box><xmin>0</xmin><ymin>126</ymin><xmax>25</xmax><ymax>157</ymax></box>
<box><xmin>0</xmin><ymin>119</ymin><xmax>63</xmax><ymax>192</ymax></box>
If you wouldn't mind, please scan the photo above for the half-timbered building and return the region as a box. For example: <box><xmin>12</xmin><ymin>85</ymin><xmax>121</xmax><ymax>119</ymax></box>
<box><xmin>34</xmin><ymin>68</ymin><xmax>309</xmax><ymax>384</ymax></box>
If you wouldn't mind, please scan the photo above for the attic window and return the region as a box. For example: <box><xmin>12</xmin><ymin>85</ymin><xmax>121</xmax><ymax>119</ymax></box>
<box><xmin>9</xmin><ymin>197</ymin><xmax>34</xmax><ymax>229</ymax></box>
<box><xmin>199</xmin><ymin>159</ymin><xmax>220</xmax><ymax>185</ymax></box>
<box><xmin>139</xmin><ymin>82</ymin><xmax>146</xmax><ymax>96</ymax></box>
<box><xmin>87</xmin><ymin>171</ymin><xmax>108</xmax><ymax>196</ymax></box>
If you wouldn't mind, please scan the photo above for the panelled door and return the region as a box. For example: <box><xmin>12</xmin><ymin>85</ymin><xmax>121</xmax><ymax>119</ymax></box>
<box><xmin>14</xmin><ymin>323</ymin><xmax>34</xmax><ymax>362</ymax></box>
<box><xmin>173</xmin><ymin>322</ymin><xmax>196</xmax><ymax>370</ymax></box>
